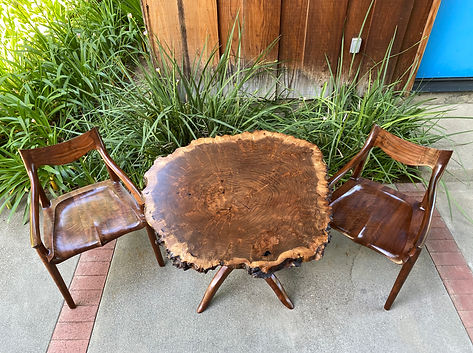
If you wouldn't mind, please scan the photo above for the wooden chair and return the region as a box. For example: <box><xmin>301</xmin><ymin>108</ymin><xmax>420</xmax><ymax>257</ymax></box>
<box><xmin>19</xmin><ymin>128</ymin><xmax>165</xmax><ymax>309</ymax></box>
<box><xmin>328</xmin><ymin>125</ymin><xmax>452</xmax><ymax>310</ymax></box>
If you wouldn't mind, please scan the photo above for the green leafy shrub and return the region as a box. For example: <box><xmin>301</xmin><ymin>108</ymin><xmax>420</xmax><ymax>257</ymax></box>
<box><xmin>0</xmin><ymin>0</ymin><xmax>144</xmax><ymax>214</ymax></box>
<box><xmin>0</xmin><ymin>0</ymin><xmax>448</xmax><ymax>219</ymax></box>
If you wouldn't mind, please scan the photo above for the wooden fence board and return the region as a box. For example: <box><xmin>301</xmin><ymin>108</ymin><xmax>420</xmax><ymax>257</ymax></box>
<box><xmin>217</xmin><ymin>0</ymin><xmax>281</xmax><ymax>97</ymax></box>
<box><xmin>391</xmin><ymin>0</ymin><xmax>434</xmax><ymax>88</ymax></box>
<box><xmin>359</xmin><ymin>0</ymin><xmax>415</xmax><ymax>88</ymax></box>
<box><xmin>217</xmin><ymin>0</ymin><xmax>243</xmax><ymax>57</ymax></box>
<box><xmin>218</xmin><ymin>0</ymin><xmax>280</xmax><ymax>60</ymax></box>
<box><xmin>143</xmin><ymin>0</ymin><xmax>219</xmax><ymax>73</ymax></box>
<box><xmin>298</xmin><ymin>0</ymin><xmax>349</xmax><ymax>96</ymax></box>
<box><xmin>279</xmin><ymin>0</ymin><xmax>350</xmax><ymax>97</ymax></box>
<box><xmin>141</xmin><ymin>0</ymin><xmax>177</xmax><ymax>64</ymax></box>
<box><xmin>278</xmin><ymin>0</ymin><xmax>310</xmax><ymax>97</ymax></box>
<box><xmin>142</xmin><ymin>0</ymin><xmax>441</xmax><ymax>97</ymax></box>
<box><xmin>303</xmin><ymin>0</ymin><xmax>349</xmax><ymax>77</ymax></box>
<box><xmin>405</xmin><ymin>0</ymin><xmax>441</xmax><ymax>90</ymax></box>
<box><xmin>340</xmin><ymin>0</ymin><xmax>375</xmax><ymax>82</ymax></box>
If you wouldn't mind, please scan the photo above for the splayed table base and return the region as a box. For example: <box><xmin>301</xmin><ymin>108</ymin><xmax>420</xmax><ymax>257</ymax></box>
<box><xmin>197</xmin><ymin>266</ymin><xmax>294</xmax><ymax>313</ymax></box>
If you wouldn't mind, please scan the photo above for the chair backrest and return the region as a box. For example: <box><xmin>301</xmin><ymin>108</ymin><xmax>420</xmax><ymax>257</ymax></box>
<box><xmin>20</xmin><ymin>128</ymin><xmax>143</xmax><ymax>250</ymax></box>
<box><xmin>370</xmin><ymin>125</ymin><xmax>446</xmax><ymax>169</ymax></box>
<box><xmin>361</xmin><ymin>125</ymin><xmax>452</xmax><ymax>247</ymax></box>
<box><xmin>19</xmin><ymin>128</ymin><xmax>104</xmax><ymax>167</ymax></box>
<box><xmin>19</xmin><ymin>128</ymin><xmax>118</xmax><ymax>207</ymax></box>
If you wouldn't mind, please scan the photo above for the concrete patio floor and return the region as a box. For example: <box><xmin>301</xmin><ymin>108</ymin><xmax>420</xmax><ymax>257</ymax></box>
<box><xmin>87</xmin><ymin>227</ymin><xmax>471</xmax><ymax>353</ymax></box>
<box><xmin>2</xmin><ymin>93</ymin><xmax>473</xmax><ymax>353</ymax></box>
<box><xmin>0</xmin><ymin>208</ymin><xmax>77</xmax><ymax>353</ymax></box>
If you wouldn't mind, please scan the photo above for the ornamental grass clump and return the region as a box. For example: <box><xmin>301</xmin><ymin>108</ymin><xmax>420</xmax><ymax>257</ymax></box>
<box><xmin>0</xmin><ymin>0</ymin><xmax>144</xmax><ymax>215</ymax></box>
<box><xmin>0</xmin><ymin>0</ymin><xmax>449</xmax><ymax>220</ymax></box>
<box><xmin>105</xmin><ymin>31</ymin><xmax>447</xmax><ymax>187</ymax></box>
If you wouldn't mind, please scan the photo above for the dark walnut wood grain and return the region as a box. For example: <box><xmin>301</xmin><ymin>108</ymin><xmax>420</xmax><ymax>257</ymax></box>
<box><xmin>19</xmin><ymin>128</ymin><xmax>165</xmax><ymax>309</ymax></box>
<box><xmin>143</xmin><ymin>131</ymin><xmax>331</xmax><ymax>278</ymax></box>
<box><xmin>328</xmin><ymin>124</ymin><xmax>452</xmax><ymax>310</ymax></box>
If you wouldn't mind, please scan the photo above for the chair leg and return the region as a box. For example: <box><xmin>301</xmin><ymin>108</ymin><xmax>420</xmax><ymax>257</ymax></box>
<box><xmin>384</xmin><ymin>250</ymin><xmax>421</xmax><ymax>310</ymax></box>
<box><xmin>145</xmin><ymin>225</ymin><xmax>165</xmax><ymax>267</ymax></box>
<box><xmin>37</xmin><ymin>249</ymin><xmax>76</xmax><ymax>309</ymax></box>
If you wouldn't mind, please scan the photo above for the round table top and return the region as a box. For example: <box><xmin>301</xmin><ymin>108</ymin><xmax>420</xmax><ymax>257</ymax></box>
<box><xmin>143</xmin><ymin>131</ymin><xmax>331</xmax><ymax>277</ymax></box>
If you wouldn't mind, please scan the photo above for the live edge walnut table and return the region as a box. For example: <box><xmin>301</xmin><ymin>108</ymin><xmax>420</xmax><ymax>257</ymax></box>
<box><xmin>143</xmin><ymin>131</ymin><xmax>331</xmax><ymax>313</ymax></box>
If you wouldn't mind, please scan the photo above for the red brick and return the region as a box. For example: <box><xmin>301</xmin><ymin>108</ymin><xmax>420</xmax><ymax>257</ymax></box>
<box><xmin>432</xmin><ymin>208</ymin><xmax>442</xmax><ymax>218</ymax></box>
<box><xmin>459</xmin><ymin>311</ymin><xmax>473</xmax><ymax>328</ymax></box>
<box><xmin>52</xmin><ymin>322</ymin><xmax>94</xmax><ymax>340</ymax></box>
<box><xmin>430</xmin><ymin>216</ymin><xmax>447</xmax><ymax>228</ymax></box>
<box><xmin>437</xmin><ymin>265</ymin><xmax>473</xmax><ymax>280</ymax></box>
<box><xmin>452</xmin><ymin>294</ymin><xmax>473</xmax><ymax>311</ymax></box>
<box><xmin>102</xmin><ymin>240</ymin><xmax>117</xmax><ymax>249</ymax></box>
<box><xmin>404</xmin><ymin>192</ymin><xmax>425</xmax><ymax>198</ymax></box>
<box><xmin>395</xmin><ymin>183</ymin><xmax>425</xmax><ymax>192</ymax></box>
<box><xmin>467</xmin><ymin>327</ymin><xmax>473</xmax><ymax>342</ymax></box>
<box><xmin>411</xmin><ymin>192</ymin><xmax>426</xmax><ymax>198</ymax></box>
<box><xmin>426</xmin><ymin>239</ymin><xmax>459</xmax><ymax>253</ymax></box>
<box><xmin>75</xmin><ymin>261</ymin><xmax>110</xmax><ymax>276</ymax></box>
<box><xmin>70</xmin><ymin>290</ymin><xmax>102</xmax><ymax>306</ymax></box>
<box><xmin>430</xmin><ymin>252</ymin><xmax>466</xmax><ymax>266</ymax></box>
<box><xmin>48</xmin><ymin>340</ymin><xmax>89</xmax><ymax>353</ymax></box>
<box><xmin>59</xmin><ymin>304</ymin><xmax>98</xmax><ymax>322</ymax></box>
<box><xmin>428</xmin><ymin>227</ymin><xmax>453</xmax><ymax>240</ymax></box>
<box><xmin>80</xmin><ymin>248</ymin><xmax>114</xmax><ymax>262</ymax></box>
<box><xmin>445</xmin><ymin>279</ymin><xmax>473</xmax><ymax>295</ymax></box>
<box><xmin>404</xmin><ymin>196</ymin><xmax>425</xmax><ymax>205</ymax></box>
<box><xmin>70</xmin><ymin>275</ymin><xmax>106</xmax><ymax>291</ymax></box>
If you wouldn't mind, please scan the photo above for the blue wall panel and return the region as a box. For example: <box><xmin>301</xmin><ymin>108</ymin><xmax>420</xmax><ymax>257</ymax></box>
<box><xmin>417</xmin><ymin>0</ymin><xmax>473</xmax><ymax>78</ymax></box>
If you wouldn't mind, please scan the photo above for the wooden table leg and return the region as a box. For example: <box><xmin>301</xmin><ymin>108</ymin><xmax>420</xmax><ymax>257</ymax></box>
<box><xmin>265</xmin><ymin>274</ymin><xmax>294</xmax><ymax>309</ymax></box>
<box><xmin>145</xmin><ymin>224</ymin><xmax>165</xmax><ymax>267</ymax></box>
<box><xmin>197</xmin><ymin>266</ymin><xmax>233</xmax><ymax>313</ymax></box>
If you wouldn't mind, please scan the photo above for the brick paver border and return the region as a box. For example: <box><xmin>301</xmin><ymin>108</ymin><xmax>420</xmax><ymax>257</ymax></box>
<box><xmin>47</xmin><ymin>240</ymin><xmax>117</xmax><ymax>353</ymax></box>
<box><xmin>46</xmin><ymin>184</ymin><xmax>473</xmax><ymax>352</ymax></box>
<box><xmin>396</xmin><ymin>183</ymin><xmax>473</xmax><ymax>342</ymax></box>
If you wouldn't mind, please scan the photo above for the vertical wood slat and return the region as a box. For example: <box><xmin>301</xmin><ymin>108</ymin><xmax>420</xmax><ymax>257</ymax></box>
<box><xmin>358</xmin><ymin>0</ymin><xmax>415</xmax><ymax>89</ymax></box>
<box><xmin>142</xmin><ymin>0</ymin><xmax>219</xmax><ymax>73</ymax></box>
<box><xmin>217</xmin><ymin>0</ymin><xmax>242</xmax><ymax>57</ymax></box>
<box><xmin>141</xmin><ymin>0</ymin><xmax>441</xmax><ymax>97</ymax></box>
<box><xmin>303</xmin><ymin>0</ymin><xmax>350</xmax><ymax>80</ymax></box>
<box><xmin>217</xmin><ymin>0</ymin><xmax>281</xmax><ymax>60</ymax></box>
<box><xmin>217</xmin><ymin>0</ymin><xmax>282</xmax><ymax>97</ymax></box>
<box><xmin>278</xmin><ymin>0</ymin><xmax>310</xmax><ymax>97</ymax></box>
<box><xmin>278</xmin><ymin>0</ymin><xmax>310</xmax><ymax>71</ymax></box>
<box><xmin>340</xmin><ymin>0</ymin><xmax>375</xmax><ymax>82</ymax></box>
<box><xmin>391</xmin><ymin>0</ymin><xmax>434</xmax><ymax>88</ymax></box>
<box><xmin>279</xmin><ymin>0</ymin><xmax>350</xmax><ymax>97</ymax></box>
<box><xmin>405</xmin><ymin>0</ymin><xmax>442</xmax><ymax>91</ymax></box>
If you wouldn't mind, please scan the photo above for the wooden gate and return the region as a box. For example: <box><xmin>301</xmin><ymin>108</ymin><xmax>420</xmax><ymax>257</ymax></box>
<box><xmin>141</xmin><ymin>0</ymin><xmax>440</xmax><ymax>97</ymax></box>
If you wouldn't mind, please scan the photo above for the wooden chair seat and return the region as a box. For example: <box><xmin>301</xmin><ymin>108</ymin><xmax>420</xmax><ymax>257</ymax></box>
<box><xmin>327</xmin><ymin>125</ymin><xmax>452</xmax><ymax>310</ymax></box>
<box><xmin>44</xmin><ymin>180</ymin><xmax>146</xmax><ymax>264</ymax></box>
<box><xmin>331</xmin><ymin>178</ymin><xmax>424</xmax><ymax>264</ymax></box>
<box><xmin>19</xmin><ymin>128</ymin><xmax>165</xmax><ymax>309</ymax></box>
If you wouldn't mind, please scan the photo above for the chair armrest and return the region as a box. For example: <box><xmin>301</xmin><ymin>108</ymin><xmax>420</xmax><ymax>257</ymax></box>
<box><xmin>415</xmin><ymin>152</ymin><xmax>451</xmax><ymax>248</ymax></box>
<box><xmin>98</xmin><ymin>150</ymin><xmax>144</xmax><ymax>206</ymax></box>
<box><xmin>29</xmin><ymin>186</ymin><xmax>43</xmax><ymax>249</ymax></box>
<box><xmin>327</xmin><ymin>148</ymin><xmax>370</xmax><ymax>188</ymax></box>
<box><xmin>328</xmin><ymin>127</ymin><xmax>379</xmax><ymax>189</ymax></box>
<box><xmin>415</xmin><ymin>179</ymin><xmax>440</xmax><ymax>249</ymax></box>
